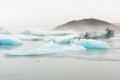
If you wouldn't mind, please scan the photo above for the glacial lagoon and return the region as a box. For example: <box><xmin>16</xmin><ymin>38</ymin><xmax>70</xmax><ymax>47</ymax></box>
<box><xmin>0</xmin><ymin>26</ymin><xmax>120</xmax><ymax>80</ymax></box>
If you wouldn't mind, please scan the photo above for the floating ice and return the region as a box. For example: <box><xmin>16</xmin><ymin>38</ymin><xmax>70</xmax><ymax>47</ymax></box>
<box><xmin>6</xmin><ymin>50</ymin><xmax>39</xmax><ymax>56</ymax></box>
<box><xmin>46</xmin><ymin>34</ymin><xmax>79</xmax><ymax>43</ymax></box>
<box><xmin>86</xmin><ymin>31</ymin><xmax>107</xmax><ymax>39</ymax></box>
<box><xmin>39</xmin><ymin>41</ymin><xmax>86</xmax><ymax>52</ymax></box>
<box><xmin>8</xmin><ymin>35</ymin><xmax>42</xmax><ymax>41</ymax></box>
<box><xmin>0</xmin><ymin>34</ymin><xmax>42</xmax><ymax>41</ymax></box>
<box><xmin>0</xmin><ymin>38</ymin><xmax>22</xmax><ymax>45</ymax></box>
<box><xmin>6</xmin><ymin>41</ymin><xmax>86</xmax><ymax>56</ymax></box>
<box><xmin>76</xmin><ymin>39</ymin><xmax>109</xmax><ymax>49</ymax></box>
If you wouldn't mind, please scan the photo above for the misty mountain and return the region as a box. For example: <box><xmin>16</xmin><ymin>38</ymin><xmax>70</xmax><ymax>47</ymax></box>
<box><xmin>53</xmin><ymin>18</ymin><xmax>117</xmax><ymax>32</ymax></box>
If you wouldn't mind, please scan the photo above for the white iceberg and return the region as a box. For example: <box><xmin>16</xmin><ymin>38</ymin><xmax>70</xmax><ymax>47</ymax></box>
<box><xmin>0</xmin><ymin>34</ymin><xmax>42</xmax><ymax>41</ymax></box>
<box><xmin>8</xmin><ymin>35</ymin><xmax>43</xmax><ymax>41</ymax></box>
<box><xmin>6</xmin><ymin>41</ymin><xmax>86</xmax><ymax>56</ymax></box>
<box><xmin>75</xmin><ymin>39</ymin><xmax>109</xmax><ymax>49</ymax></box>
<box><xmin>46</xmin><ymin>34</ymin><xmax>79</xmax><ymax>43</ymax></box>
<box><xmin>39</xmin><ymin>41</ymin><xmax>86</xmax><ymax>52</ymax></box>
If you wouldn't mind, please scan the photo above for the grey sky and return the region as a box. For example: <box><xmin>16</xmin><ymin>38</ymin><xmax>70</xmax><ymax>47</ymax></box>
<box><xmin>0</xmin><ymin>0</ymin><xmax>120</xmax><ymax>26</ymax></box>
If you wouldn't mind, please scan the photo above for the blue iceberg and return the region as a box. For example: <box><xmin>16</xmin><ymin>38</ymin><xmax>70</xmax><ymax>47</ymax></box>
<box><xmin>0</xmin><ymin>38</ymin><xmax>22</xmax><ymax>45</ymax></box>
<box><xmin>75</xmin><ymin>39</ymin><xmax>109</xmax><ymax>49</ymax></box>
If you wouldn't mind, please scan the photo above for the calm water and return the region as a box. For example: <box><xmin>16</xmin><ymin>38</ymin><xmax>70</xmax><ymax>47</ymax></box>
<box><xmin>0</xmin><ymin>26</ymin><xmax>120</xmax><ymax>80</ymax></box>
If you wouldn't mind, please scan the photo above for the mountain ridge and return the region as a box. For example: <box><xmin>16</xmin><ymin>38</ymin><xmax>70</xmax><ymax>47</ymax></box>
<box><xmin>53</xmin><ymin>18</ymin><xmax>117</xmax><ymax>32</ymax></box>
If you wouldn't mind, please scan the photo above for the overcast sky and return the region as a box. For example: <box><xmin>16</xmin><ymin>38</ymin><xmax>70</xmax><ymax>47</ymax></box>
<box><xmin>0</xmin><ymin>0</ymin><xmax>120</xmax><ymax>26</ymax></box>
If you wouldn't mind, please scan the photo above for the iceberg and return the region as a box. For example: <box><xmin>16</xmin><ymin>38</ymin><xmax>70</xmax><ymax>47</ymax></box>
<box><xmin>75</xmin><ymin>39</ymin><xmax>109</xmax><ymax>49</ymax></box>
<box><xmin>46</xmin><ymin>34</ymin><xmax>79</xmax><ymax>43</ymax></box>
<box><xmin>0</xmin><ymin>34</ymin><xmax>42</xmax><ymax>41</ymax></box>
<box><xmin>8</xmin><ymin>35</ymin><xmax>43</xmax><ymax>41</ymax></box>
<box><xmin>0</xmin><ymin>38</ymin><xmax>22</xmax><ymax>45</ymax></box>
<box><xmin>6</xmin><ymin>41</ymin><xmax>86</xmax><ymax>56</ymax></box>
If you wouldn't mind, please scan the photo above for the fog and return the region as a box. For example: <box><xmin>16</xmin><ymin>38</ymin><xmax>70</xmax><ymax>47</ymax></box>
<box><xmin>0</xmin><ymin>0</ymin><xmax>120</xmax><ymax>27</ymax></box>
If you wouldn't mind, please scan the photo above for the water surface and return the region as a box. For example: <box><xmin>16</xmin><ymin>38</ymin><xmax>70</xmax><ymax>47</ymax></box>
<box><xmin>0</xmin><ymin>26</ymin><xmax>120</xmax><ymax>80</ymax></box>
